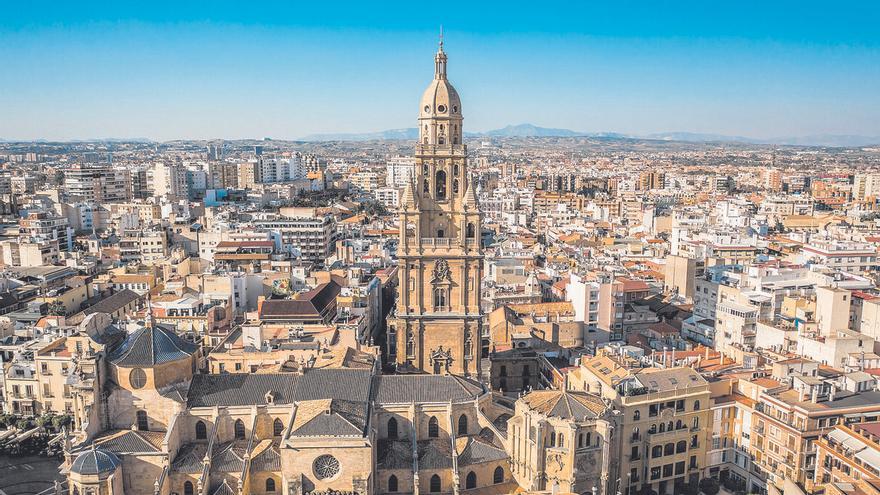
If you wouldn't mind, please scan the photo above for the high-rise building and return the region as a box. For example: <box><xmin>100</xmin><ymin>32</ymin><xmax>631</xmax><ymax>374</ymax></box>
<box><xmin>387</xmin><ymin>41</ymin><xmax>483</xmax><ymax>377</ymax></box>
<box><xmin>64</xmin><ymin>164</ymin><xmax>131</xmax><ymax>203</ymax></box>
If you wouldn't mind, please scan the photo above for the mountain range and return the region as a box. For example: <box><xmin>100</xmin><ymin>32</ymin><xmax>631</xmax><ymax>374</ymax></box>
<box><xmin>298</xmin><ymin>124</ymin><xmax>880</xmax><ymax>147</ymax></box>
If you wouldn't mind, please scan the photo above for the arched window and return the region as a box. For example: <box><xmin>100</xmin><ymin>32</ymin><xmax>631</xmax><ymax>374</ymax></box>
<box><xmin>648</xmin><ymin>424</ymin><xmax>657</xmax><ymax>434</ymax></box>
<box><xmin>273</xmin><ymin>418</ymin><xmax>284</xmax><ymax>437</ymax></box>
<box><xmin>587</xmin><ymin>432</ymin><xmax>593</xmax><ymax>446</ymax></box>
<box><xmin>633</xmin><ymin>410</ymin><xmax>641</xmax><ymax>421</ymax></box>
<box><xmin>676</xmin><ymin>440</ymin><xmax>687</xmax><ymax>453</ymax></box>
<box><xmin>693</xmin><ymin>417</ymin><xmax>700</xmax><ymax>429</ymax></box>
<box><xmin>435</xmin><ymin>170</ymin><xmax>447</xmax><ymax>199</ymax></box>
<box><xmin>438</xmin><ymin>137</ymin><xmax>446</xmax><ymax>145</ymax></box>
<box><xmin>694</xmin><ymin>400</ymin><xmax>701</xmax><ymax>411</ymax></box>
<box><xmin>388</xmin><ymin>417</ymin><xmax>398</xmax><ymax>439</ymax></box>
<box><xmin>234</xmin><ymin>419</ymin><xmax>245</xmax><ymax>439</ymax></box>
<box><xmin>266</xmin><ymin>478</ymin><xmax>276</xmax><ymax>492</ymax></box>
<box><xmin>493</xmin><ymin>466</ymin><xmax>504</xmax><ymax>484</ymax></box>
<box><xmin>136</xmin><ymin>410</ymin><xmax>149</xmax><ymax>431</ymax></box>
<box><xmin>184</xmin><ymin>481</ymin><xmax>194</xmax><ymax>495</ymax></box>
<box><xmin>466</xmin><ymin>471</ymin><xmax>477</xmax><ymax>489</ymax></box>
<box><xmin>667</xmin><ymin>421</ymin><xmax>674</xmax><ymax>431</ymax></box>
<box><xmin>549</xmin><ymin>433</ymin><xmax>555</xmax><ymax>448</ymax></box>
<box><xmin>466</xmin><ymin>223</ymin><xmax>475</xmax><ymax>238</ymax></box>
<box><xmin>388</xmin><ymin>475</ymin><xmax>398</xmax><ymax>492</ymax></box>
<box><xmin>195</xmin><ymin>420</ymin><xmax>207</xmax><ymax>440</ymax></box>
<box><xmin>675</xmin><ymin>420</ymin><xmax>683</xmax><ymax>430</ymax></box>
<box><xmin>453</xmin><ymin>179</ymin><xmax>459</xmax><ymax>195</ymax></box>
<box><xmin>430</xmin><ymin>474</ymin><xmax>441</xmax><ymax>493</ymax></box>
<box><xmin>453</xmin><ymin>163</ymin><xmax>459</xmax><ymax>176</ymax></box>
<box><xmin>659</xmin><ymin>423</ymin><xmax>666</xmax><ymax>433</ymax></box>
<box><xmin>652</xmin><ymin>445</ymin><xmax>663</xmax><ymax>458</ymax></box>
<box><xmin>557</xmin><ymin>433</ymin><xmax>564</xmax><ymax>448</ymax></box>
<box><xmin>428</xmin><ymin>416</ymin><xmax>439</xmax><ymax>438</ymax></box>
<box><xmin>458</xmin><ymin>414</ymin><xmax>468</xmax><ymax>435</ymax></box>
<box><xmin>423</xmin><ymin>179</ymin><xmax>429</xmax><ymax>194</ymax></box>
<box><xmin>664</xmin><ymin>443</ymin><xmax>675</xmax><ymax>456</ymax></box>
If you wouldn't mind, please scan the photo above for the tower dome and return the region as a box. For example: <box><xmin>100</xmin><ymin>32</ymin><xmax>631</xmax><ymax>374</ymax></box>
<box><xmin>70</xmin><ymin>447</ymin><xmax>121</xmax><ymax>476</ymax></box>
<box><xmin>419</xmin><ymin>39</ymin><xmax>462</xmax><ymax>120</ymax></box>
<box><xmin>418</xmin><ymin>35</ymin><xmax>463</xmax><ymax>146</ymax></box>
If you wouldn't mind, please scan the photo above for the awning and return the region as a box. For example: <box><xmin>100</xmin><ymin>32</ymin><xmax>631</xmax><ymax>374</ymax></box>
<box><xmin>827</xmin><ymin>429</ymin><xmax>868</xmax><ymax>452</ymax></box>
<box><xmin>856</xmin><ymin>448</ymin><xmax>880</xmax><ymax>472</ymax></box>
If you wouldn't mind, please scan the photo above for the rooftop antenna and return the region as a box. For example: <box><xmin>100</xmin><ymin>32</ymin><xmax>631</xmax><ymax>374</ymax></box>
<box><xmin>439</xmin><ymin>25</ymin><xmax>444</xmax><ymax>50</ymax></box>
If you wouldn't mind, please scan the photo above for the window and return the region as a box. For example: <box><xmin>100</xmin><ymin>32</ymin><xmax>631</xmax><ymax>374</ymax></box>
<box><xmin>633</xmin><ymin>410</ymin><xmax>640</xmax><ymax>421</ymax></box>
<box><xmin>435</xmin><ymin>170</ymin><xmax>447</xmax><ymax>199</ymax></box>
<box><xmin>676</xmin><ymin>440</ymin><xmax>687</xmax><ymax>454</ymax></box>
<box><xmin>652</xmin><ymin>446</ymin><xmax>663</xmax><ymax>458</ymax></box>
<box><xmin>129</xmin><ymin>368</ymin><xmax>147</xmax><ymax>389</ymax></box>
<box><xmin>493</xmin><ymin>466</ymin><xmax>503</xmax><ymax>484</ymax></box>
<box><xmin>692</xmin><ymin>417</ymin><xmax>699</xmax><ymax>429</ymax></box>
<box><xmin>694</xmin><ymin>400</ymin><xmax>701</xmax><ymax>411</ymax></box>
<box><xmin>558</xmin><ymin>433</ymin><xmax>565</xmax><ymax>448</ymax></box>
<box><xmin>273</xmin><ymin>418</ymin><xmax>284</xmax><ymax>437</ymax></box>
<box><xmin>453</xmin><ymin>179</ymin><xmax>459</xmax><ymax>195</ymax></box>
<box><xmin>266</xmin><ymin>478</ymin><xmax>276</xmax><ymax>492</ymax></box>
<box><xmin>184</xmin><ymin>481</ymin><xmax>194</xmax><ymax>495</ymax></box>
<box><xmin>234</xmin><ymin>419</ymin><xmax>245</xmax><ymax>439</ymax></box>
<box><xmin>430</xmin><ymin>474</ymin><xmax>441</xmax><ymax>493</ymax></box>
<box><xmin>466</xmin><ymin>471</ymin><xmax>477</xmax><ymax>489</ymax></box>
<box><xmin>665</xmin><ymin>443</ymin><xmax>674</xmax><ymax>456</ymax></box>
<box><xmin>458</xmin><ymin>415</ymin><xmax>468</xmax><ymax>435</ymax></box>
<box><xmin>388</xmin><ymin>475</ymin><xmax>398</xmax><ymax>492</ymax></box>
<box><xmin>388</xmin><ymin>417</ymin><xmax>399</xmax><ymax>439</ymax></box>
<box><xmin>434</xmin><ymin>288</ymin><xmax>447</xmax><ymax>310</ymax></box>
<box><xmin>466</xmin><ymin>223</ymin><xmax>475</xmax><ymax>238</ymax></box>
<box><xmin>675</xmin><ymin>461</ymin><xmax>685</xmax><ymax>475</ymax></box>
<box><xmin>136</xmin><ymin>410</ymin><xmax>149</xmax><ymax>431</ymax></box>
<box><xmin>428</xmin><ymin>416</ymin><xmax>439</xmax><ymax>438</ymax></box>
<box><xmin>196</xmin><ymin>421</ymin><xmax>207</xmax><ymax>440</ymax></box>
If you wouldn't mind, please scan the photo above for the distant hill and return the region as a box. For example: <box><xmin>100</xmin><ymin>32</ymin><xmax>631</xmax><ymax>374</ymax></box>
<box><xmin>482</xmin><ymin>123</ymin><xmax>583</xmax><ymax>138</ymax></box>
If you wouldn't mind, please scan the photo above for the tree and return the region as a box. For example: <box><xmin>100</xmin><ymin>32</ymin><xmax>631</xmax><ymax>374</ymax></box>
<box><xmin>35</xmin><ymin>414</ymin><xmax>55</xmax><ymax>429</ymax></box>
<box><xmin>16</xmin><ymin>418</ymin><xmax>34</xmax><ymax>431</ymax></box>
<box><xmin>52</xmin><ymin>415</ymin><xmax>73</xmax><ymax>431</ymax></box>
<box><xmin>699</xmin><ymin>478</ymin><xmax>720</xmax><ymax>495</ymax></box>
<box><xmin>681</xmin><ymin>482</ymin><xmax>701</xmax><ymax>495</ymax></box>
<box><xmin>47</xmin><ymin>301</ymin><xmax>67</xmax><ymax>316</ymax></box>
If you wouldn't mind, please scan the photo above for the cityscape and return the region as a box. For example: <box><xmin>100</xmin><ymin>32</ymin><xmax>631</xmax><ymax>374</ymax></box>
<box><xmin>2</xmin><ymin>4</ymin><xmax>880</xmax><ymax>495</ymax></box>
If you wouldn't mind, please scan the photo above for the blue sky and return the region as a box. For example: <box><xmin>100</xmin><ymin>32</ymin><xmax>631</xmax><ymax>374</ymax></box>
<box><xmin>2</xmin><ymin>1</ymin><xmax>879</xmax><ymax>141</ymax></box>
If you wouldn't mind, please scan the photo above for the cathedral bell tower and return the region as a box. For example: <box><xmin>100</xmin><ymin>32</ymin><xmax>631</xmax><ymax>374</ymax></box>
<box><xmin>387</xmin><ymin>37</ymin><xmax>483</xmax><ymax>377</ymax></box>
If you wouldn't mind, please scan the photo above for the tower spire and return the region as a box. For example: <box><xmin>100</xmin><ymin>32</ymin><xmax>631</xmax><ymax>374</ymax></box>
<box><xmin>434</xmin><ymin>27</ymin><xmax>447</xmax><ymax>79</ymax></box>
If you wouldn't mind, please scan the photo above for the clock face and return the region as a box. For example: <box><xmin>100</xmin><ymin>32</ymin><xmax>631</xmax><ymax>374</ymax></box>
<box><xmin>437</xmin><ymin>104</ymin><xmax>447</xmax><ymax>113</ymax></box>
<box><xmin>424</xmin><ymin>105</ymin><xmax>430</xmax><ymax>113</ymax></box>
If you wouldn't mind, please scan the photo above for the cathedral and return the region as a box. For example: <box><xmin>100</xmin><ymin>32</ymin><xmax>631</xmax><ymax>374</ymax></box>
<box><xmin>388</xmin><ymin>37</ymin><xmax>483</xmax><ymax>377</ymax></box>
<box><xmin>58</xmin><ymin>42</ymin><xmax>617</xmax><ymax>495</ymax></box>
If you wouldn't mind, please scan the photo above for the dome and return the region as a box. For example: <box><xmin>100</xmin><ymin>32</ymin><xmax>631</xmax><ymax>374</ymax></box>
<box><xmin>419</xmin><ymin>45</ymin><xmax>462</xmax><ymax>120</ymax></box>
<box><xmin>420</xmin><ymin>79</ymin><xmax>462</xmax><ymax>119</ymax></box>
<box><xmin>70</xmin><ymin>447</ymin><xmax>121</xmax><ymax>475</ymax></box>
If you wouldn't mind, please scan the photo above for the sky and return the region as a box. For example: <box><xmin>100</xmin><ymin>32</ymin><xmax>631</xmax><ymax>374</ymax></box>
<box><xmin>1</xmin><ymin>1</ymin><xmax>879</xmax><ymax>141</ymax></box>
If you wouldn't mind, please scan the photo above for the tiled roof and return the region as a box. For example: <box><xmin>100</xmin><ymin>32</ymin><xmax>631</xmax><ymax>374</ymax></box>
<box><xmin>457</xmin><ymin>438</ymin><xmax>508</xmax><ymax>466</ymax></box>
<box><xmin>372</xmin><ymin>375</ymin><xmax>483</xmax><ymax>404</ymax></box>
<box><xmin>212</xmin><ymin>479</ymin><xmax>236</xmax><ymax>495</ymax></box>
<box><xmin>259</xmin><ymin>281</ymin><xmax>340</xmax><ymax>320</ymax></box>
<box><xmin>94</xmin><ymin>430</ymin><xmax>163</xmax><ymax>453</ymax></box>
<box><xmin>418</xmin><ymin>439</ymin><xmax>453</xmax><ymax>470</ymax></box>
<box><xmin>377</xmin><ymin>440</ymin><xmax>413</xmax><ymax>470</ymax></box>
<box><xmin>110</xmin><ymin>324</ymin><xmax>197</xmax><ymax>366</ymax></box>
<box><xmin>186</xmin><ymin>369</ymin><xmax>372</xmax><ymax>408</ymax></box>
<box><xmin>290</xmin><ymin>399</ymin><xmax>368</xmax><ymax>437</ymax></box>
<box><xmin>250</xmin><ymin>441</ymin><xmax>281</xmax><ymax>472</ymax></box>
<box><xmin>171</xmin><ymin>443</ymin><xmax>207</xmax><ymax>473</ymax></box>
<box><xmin>211</xmin><ymin>441</ymin><xmax>247</xmax><ymax>472</ymax></box>
<box><xmin>82</xmin><ymin>289</ymin><xmax>141</xmax><ymax>316</ymax></box>
<box><xmin>521</xmin><ymin>390</ymin><xmax>607</xmax><ymax>420</ymax></box>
